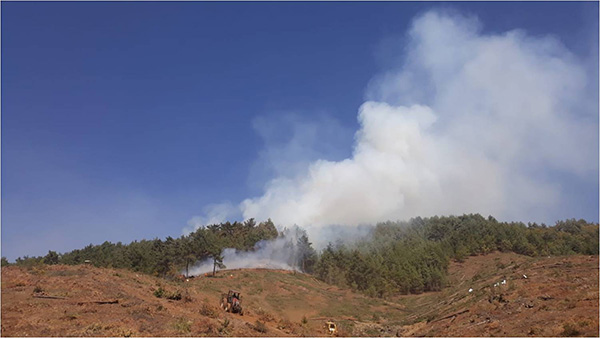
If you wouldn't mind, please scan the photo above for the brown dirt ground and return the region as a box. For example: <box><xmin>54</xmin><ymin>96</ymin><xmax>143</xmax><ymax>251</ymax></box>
<box><xmin>394</xmin><ymin>253</ymin><xmax>599</xmax><ymax>337</ymax></box>
<box><xmin>1</xmin><ymin>252</ymin><xmax>598</xmax><ymax>337</ymax></box>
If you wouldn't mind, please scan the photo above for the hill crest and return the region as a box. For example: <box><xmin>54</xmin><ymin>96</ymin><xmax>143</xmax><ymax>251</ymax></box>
<box><xmin>2</xmin><ymin>251</ymin><xmax>598</xmax><ymax>336</ymax></box>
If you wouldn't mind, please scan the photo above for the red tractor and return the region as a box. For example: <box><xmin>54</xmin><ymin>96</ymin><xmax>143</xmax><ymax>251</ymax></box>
<box><xmin>220</xmin><ymin>290</ymin><xmax>243</xmax><ymax>315</ymax></box>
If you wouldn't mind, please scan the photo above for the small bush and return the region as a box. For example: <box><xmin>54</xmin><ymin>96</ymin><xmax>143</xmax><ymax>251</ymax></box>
<box><xmin>336</xmin><ymin>324</ymin><xmax>351</xmax><ymax>337</ymax></box>
<box><xmin>33</xmin><ymin>285</ymin><xmax>43</xmax><ymax>293</ymax></box>
<box><xmin>182</xmin><ymin>290</ymin><xmax>193</xmax><ymax>302</ymax></box>
<box><xmin>154</xmin><ymin>287</ymin><xmax>165</xmax><ymax>298</ymax></box>
<box><xmin>253</xmin><ymin>320</ymin><xmax>267</xmax><ymax>333</ymax></box>
<box><xmin>197</xmin><ymin>318</ymin><xmax>218</xmax><ymax>335</ymax></box>
<box><xmin>30</xmin><ymin>266</ymin><xmax>46</xmax><ymax>275</ymax></box>
<box><xmin>218</xmin><ymin>318</ymin><xmax>231</xmax><ymax>335</ymax></box>
<box><xmin>166</xmin><ymin>290</ymin><xmax>182</xmax><ymax>300</ymax></box>
<box><xmin>256</xmin><ymin>307</ymin><xmax>275</xmax><ymax>322</ymax></box>
<box><xmin>276</xmin><ymin>318</ymin><xmax>294</xmax><ymax>332</ymax></box>
<box><xmin>174</xmin><ymin>317</ymin><xmax>191</xmax><ymax>333</ymax></box>
<box><xmin>425</xmin><ymin>314</ymin><xmax>436</xmax><ymax>323</ymax></box>
<box><xmin>577</xmin><ymin>320</ymin><xmax>590</xmax><ymax>328</ymax></box>
<box><xmin>64</xmin><ymin>313</ymin><xmax>78</xmax><ymax>320</ymax></box>
<box><xmin>199</xmin><ymin>303</ymin><xmax>220</xmax><ymax>319</ymax></box>
<box><xmin>301</xmin><ymin>315</ymin><xmax>308</xmax><ymax>325</ymax></box>
<box><xmin>84</xmin><ymin>323</ymin><xmax>103</xmax><ymax>334</ymax></box>
<box><xmin>154</xmin><ymin>286</ymin><xmax>182</xmax><ymax>300</ymax></box>
<box><xmin>561</xmin><ymin>323</ymin><xmax>580</xmax><ymax>337</ymax></box>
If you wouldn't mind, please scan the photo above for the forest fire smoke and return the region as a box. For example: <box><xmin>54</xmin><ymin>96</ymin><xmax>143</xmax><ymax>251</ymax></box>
<box><xmin>187</xmin><ymin>226</ymin><xmax>317</xmax><ymax>276</ymax></box>
<box><xmin>187</xmin><ymin>10</ymin><xmax>598</xmax><ymax>253</ymax></box>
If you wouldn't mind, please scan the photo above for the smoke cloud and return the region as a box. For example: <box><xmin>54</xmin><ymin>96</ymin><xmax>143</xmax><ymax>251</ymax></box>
<box><xmin>188</xmin><ymin>239</ymin><xmax>295</xmax><ymax>276</ymax></box>
<box><xmin>184</xmin><ymin>202</ymin><xmax>238</xmax><ymax>235</ymax></box>
<box><xmin>188</xmin><ymin>10</ymin><xmax>598</xmax><ymax>251</ymax></box>
<box><xmin>187</xmin><ymin>226</ymin><xmax>318</xmax><ymax>276</ymax></box>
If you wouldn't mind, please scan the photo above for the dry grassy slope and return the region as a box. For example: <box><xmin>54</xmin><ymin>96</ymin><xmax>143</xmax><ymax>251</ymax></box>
<box><xmin>0</xmin><ymin>264</ymin><xmax>389</xmax><ymax>337</ymax></box>
<box><xmin>394</xmin><ymin>252</ymin><xmax>599</xmax><ymax>337</ymax></box>
<box><xmin>1</xmin><ymin>252</ymin><xmax>598</xmax><ymax>337</ymax></box>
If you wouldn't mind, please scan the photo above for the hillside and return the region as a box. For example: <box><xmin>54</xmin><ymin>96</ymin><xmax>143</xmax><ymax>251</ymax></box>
<box><xmin>2</xmin><ymin>252</ymin><xmax>598</xmax><ymax>337</ymax></box>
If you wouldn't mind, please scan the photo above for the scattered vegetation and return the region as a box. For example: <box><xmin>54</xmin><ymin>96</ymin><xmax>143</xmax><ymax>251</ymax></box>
<box><xmin>560</xmin><ymin>323</ymin><xmax>581</xmax><ymax>336</ymax></box>
<box><xmin>63</xmin><ymin>313</ymin><xmax>78</xmax><ymax>320</ymax></box>
<box><xmin>199</xmin><ymin>302</ymin><xmax>220</xmax><ymax>319</ymax></box>
<box><xmin>218</xmin><ymin>318</ymin><xmax>231</xmax><ymax>335</ymax></box>
<box><xmin>8</xmin><ymin>214</ymin><xmax>598</xmax><ymax>302</ymax></box>
<box><xmin>2</xmin><ymin>249</ymin><xmax>598</xmax><ymax>337</ymax></box>
<box><xmin>84</xmin><ymin>323</ymin><xmax>104</xmax><ymax>334</ymax></box>
<box><xmin>197</xmin><ymin>318</ymin><xmax>218</xmax><ymax>335</ymax></box>
<box><xmin>253</xmin><ymin>320</ymin><xmax>268</xmax><ymax>333</ymax></box>
<box><xmin>182</xmin><ymin>289</ymin><xmax>193</xmax><ymax>302</ymax></box>
<box><xmin>153</xmin><ymin>287</ymin><xmax>166</xmax><ymax>298</ymax></box>
<box><xmin>48</xmin><ymin>269</ymin><xmax>85</xmax><ymax>277</ymax></box>
<box><xmin>167</xmin><ymin>291</ymin><xmax>182</xmax><ymax>301</ymax></box>
<box><xmin>276</xmin><ymin>318</ymin><xmax>294</xmax><ymax>332</ymax></box>
<box><xmin>173</xmin><ymin>317</ymin><xmax>192</xmax><ymax>334</ymax></box>
<box><xmin>314</xmin><ymin>215</ymin><xmax>598</xmax><ymax>297</ymax></box>
<box><xmin>256</xmin><ymin>307</ymin><xmax>275</xmax><ymax>322</ymax></box>
<box><xmin>154</xmin><ymin>286</ymin><xmax>182</xmax><ymax>300</ymax></box>
<box><xmin>12</xmin><ymin>219</ymin><xmax>279</xmax><ymax>277</ymax></box>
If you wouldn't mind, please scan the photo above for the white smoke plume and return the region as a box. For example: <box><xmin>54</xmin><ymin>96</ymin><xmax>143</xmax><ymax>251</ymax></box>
<box><xmin>188</xmin><ymin>10</ymin><xmax>598</xmax><ymax>251</ymax></box>
<box><xmin>187</xmin><ymin>239</ymin><xmax>294</xmax><ymax>276</ymax></box>
<box><xmin>183</xmin><ymin>202</ymin><xmax>238</xmax><ymax>235</ymax></box>
<box><xmin>187</xmin><ymin>226</ymin><xmax>316</xmax><ymax>276</ymax></box>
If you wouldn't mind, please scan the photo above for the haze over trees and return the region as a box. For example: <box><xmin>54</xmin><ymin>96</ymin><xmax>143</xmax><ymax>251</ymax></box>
<box><xmin>313</xmin><ymin>215</ymin><xmax>598</xmax><ymax>297</ymax></box>
<box><xmin>10</xmin><ymin>219</ymin><xmax>278</xmax><ymax>277</ymax></box>
<box><xmin>6</xmin><ymin>214</ymin><xmax>598</xmax><ymax>299</ymax></box>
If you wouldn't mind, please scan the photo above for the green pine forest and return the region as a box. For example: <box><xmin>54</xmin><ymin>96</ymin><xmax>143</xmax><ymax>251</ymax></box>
<box><xmin>3</xmin><ymin>214</ymin><xmax>598</xmax><ymax>298</ymax></box>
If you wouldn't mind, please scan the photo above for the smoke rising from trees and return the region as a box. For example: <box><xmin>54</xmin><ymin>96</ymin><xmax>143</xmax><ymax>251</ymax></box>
<box><xmin>189</xmin><ymin>10</ymin><xmax>598</xmax><ymax>248</ymax></box>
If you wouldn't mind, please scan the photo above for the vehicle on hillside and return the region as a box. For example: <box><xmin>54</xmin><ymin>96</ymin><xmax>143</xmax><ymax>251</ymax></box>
<box><xmin>325</xmin><ymin>321</ymin><xmax>338</xmax><ymax>336</ymax></box>
<box><xmin>220</xmin><ymin>289</ymin><xmax>243</xmax><ymax>315</ymax></box>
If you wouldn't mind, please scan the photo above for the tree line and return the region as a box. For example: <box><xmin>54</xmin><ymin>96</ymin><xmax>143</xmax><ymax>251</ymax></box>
<box><xmin>312</xmin><ymin>214</ymin><xmax>598</xmax><ymax>297</ymax></box>
<box><xmin>6</xmin><ymin>218</ymin><xmax>279</xmax><ymax>277</ymax></box>
<box><xmin>3</xmin><ymin>214</ymin><xmax>598</xmax><ymax>299</ymax></box>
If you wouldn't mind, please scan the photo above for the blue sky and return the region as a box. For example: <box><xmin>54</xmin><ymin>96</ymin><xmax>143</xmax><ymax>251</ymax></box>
<box><xmin>2</xmin><ymin>2</ymin><xmax>598</xmax><ymax>261</ymax></box>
